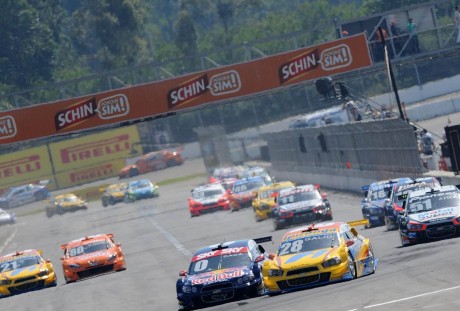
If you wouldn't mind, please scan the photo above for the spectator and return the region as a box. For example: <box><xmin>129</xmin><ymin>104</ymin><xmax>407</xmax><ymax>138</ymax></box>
<box><xmin>390</xmin><ymin>20</ymin><xmax>403</xmax><ymax>55</ymax></box>
<box><xmin>455</xmin><ymin>5</ymin><xmax>460</xmax><ymax>44</ymax></box>
<box><xmin>407</xmin><ymin>18</ymin><xmax>420</xmax><ymax>53</ymax></box>
<box><xmin>421</xmin><ymin>129</ymin><xmax>434</xmax><ymax>155</ymax></box>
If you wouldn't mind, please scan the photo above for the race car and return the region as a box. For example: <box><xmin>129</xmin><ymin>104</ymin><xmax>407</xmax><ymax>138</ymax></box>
<box><xmin>252</xmin><ymin>181</ymin><xmax>295</xmax><ymax>222</ymax></box>
<box><xmin>0</xmin><ymin>249</ymin><xmax>57</xmax><ymax>297</ymax></box>
<box><xmin>188</xmin><ymin>183</ymin><xmax>230</xmax><ymax>217</ymax></box>
<box><xmin>384</xmin><ymin>177</ymin><xmax>441</xmax><ymax>231</ymax></box>
<box><xmin>124</xmin><ymin>179</ymin><xmax>159</xmax><ymax>203</ymax></box>
<box><xmin>101</xmin><ymin>183</ymin><xmax>128</xmax><ymax>207</ymax></box>
<box><xmin>399</xmin><ymin>185</ymin><xmax>460</xmax><ymax>246</ymax></box>
<box><xmin>209</xmin><ymin>166</ymin><xmax>244</xmax><ymax>183</ymax></box>
<box><xmin>240</xmin><ymin>166</ymin><xmax>273</xmax><ymax>185</ymax></box>
<box><xmin>176</xmin><ymin>237</ymin><xmax>272</xmax><ymax>310</ymax></box>
<box><xmin>60</xmin><ymin>233</ymin><xmax>126</xmax><ymax>283</ymax></box>
<box><xmin>272</xmin><ymin>184</ymin><xmax>332</xmax><ymax>230</ymax></box>
<box><xmin>0</xmin><ymin>209</ymin><xmax>15</xmax><ymax>225</ymax></box>
<box><xmin>361</xmin><ymin>177</ymin><xmax>412</xmax><ymax>228</ymax></box>
<box><xmin>119</xmin><ymin>149</ymin><xmax>184</xmax><ymax>178</ymax></box>
<box><xmin>262</xmin><ymin>221</ymin><xmax>377</xmax><ymax>295</ymax></box>
<box><xmin>0</xmin><ymin>183</ymin><xmax>50</xmax><ymax>209</ymax></box>
<box><xmin>46</xmin><ymin>193</ymin><xmax>88</xmax><ymax>217</ymax></box>
<box><xmin>229</xmin><ymin>176</ymin><xmax>271</xmax><ymax>211</ymax></box>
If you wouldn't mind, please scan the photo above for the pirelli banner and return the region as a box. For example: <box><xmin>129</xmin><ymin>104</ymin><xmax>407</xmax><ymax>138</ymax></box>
<box><xmin>0</xmin><ymin>33</ymin><xmax>372</xmax><ymax>145</ymax></box>
<box><xmin>0</xmin><ymin>146</ymin><xmax>56</xmax><ymax>192</ymax></box>
<box><xmin>54</xmin><ymin>159</ymin><xmax>126</xmax><ymax>189</ymax></box>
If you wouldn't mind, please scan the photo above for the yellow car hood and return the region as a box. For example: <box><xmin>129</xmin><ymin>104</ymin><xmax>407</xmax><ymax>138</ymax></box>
<box><xmin>1</xmin><ymin>263</ymin><xmax>44</xmax><ymax>279</ymax></box>
<box><xmin>275</xmin><ymin>248</ymin><xmax>339</xmax><ymax>269</ymax></box>
<box><xmin>61</xmin><ymin>200</ymin><xmax>85</xmax><ymax>208</ymax></box>
<box><xmin>109</xmin><ymin>191</ymin><xmax>125</xmax><ymax>198</ymax></box>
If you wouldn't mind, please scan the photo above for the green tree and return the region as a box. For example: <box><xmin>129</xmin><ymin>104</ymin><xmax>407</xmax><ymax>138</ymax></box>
<box><xmin>362</xmin><ymin>0</ymin><xmax>422</xmax><ymax>14</ymax></box>
<box><xmin>0</xmin><ymin>0</ymin><xmax>57</xmax><ymax>89</ymax></box>
<box><xmin>70</xmin><ymin>0</ymin><xmax>148</xmax><ymax>71</ymax></box>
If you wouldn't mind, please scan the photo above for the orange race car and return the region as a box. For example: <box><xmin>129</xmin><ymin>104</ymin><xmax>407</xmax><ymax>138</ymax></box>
<box><xmin>119</xmin><ymin>149</ymin><xmax>184</xmax><ymax>178</ymax></box>
<box><xmin>60</xmin><ymin>233</ymin><xmax>126</xmax><ymax>283</ymax></box>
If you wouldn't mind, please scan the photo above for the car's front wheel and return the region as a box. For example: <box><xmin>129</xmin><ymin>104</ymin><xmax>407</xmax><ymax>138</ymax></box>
<box><xmin>347</xmin><ymin>254</ymin><xmax>357</xmax><ymax>279</ymax></box>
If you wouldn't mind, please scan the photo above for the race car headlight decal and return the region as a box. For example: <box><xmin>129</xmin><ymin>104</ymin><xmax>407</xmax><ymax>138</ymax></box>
<box><xmin>191</xmin><ymin>286</ymin><xmax>198</xmax><ymax>293</ymax></box>
<box><xmin>108</xmin><ymin>253</ymin><xmax>117</xmax><ymax>261</ymax></box>
<box><xmin>69</xmin><ymin>263</ymin><xmax>80</xmax><ymax>269</ymax></box>
<box><xmin>322</xmin><ymin>257</ymin><xmax>342</xmax><ymax>268</ymax></box>
<box><xmin>242</xmin><ymin>274</ymin><xmax>250</xmax><ymax>282</ymax></box>
<box><xmin>182</xmin><ymin>285</ymin><xmax>192</xmax><ymax>293</ymax></box>
<box><xmin>37</xmin><ymin>269</ymin><xmax>49</xmax><ymax>277</ymax></box>
<box><xmin>236</xmin><ymin>277</ymin><xmax>244</xmax><ymax>285</ymax></box>
<box><xmin>0</xmin><ymin>279</ymin><xmax>11</xmax><ymax>285</ymax></box>
<box><xmin>268</xmin><ymin>269</ymin><xmax>283</xmax><ymax>277</ymax></box>
<box><xmin>407</xmin><ymin>223</ymin><xmax>423</xmax><ymax>230</ymax></box>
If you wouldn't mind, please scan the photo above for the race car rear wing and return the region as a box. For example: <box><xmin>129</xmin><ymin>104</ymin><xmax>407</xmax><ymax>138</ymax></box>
<box><xmin>347</xmin><ymin>219</ymin><xmax>369</xmax><ymax>227</ymax></box>
<box><xmin>253</xmin><ymin>236</ymin><xmax>273</xmax><ymax>244</ymax></box>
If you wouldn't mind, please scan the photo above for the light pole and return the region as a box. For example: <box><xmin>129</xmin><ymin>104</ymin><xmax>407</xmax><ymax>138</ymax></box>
<box><xmin>334</xmin><ymin>17</ymin><xmax>340</xmax><ymax>39</ymax></box>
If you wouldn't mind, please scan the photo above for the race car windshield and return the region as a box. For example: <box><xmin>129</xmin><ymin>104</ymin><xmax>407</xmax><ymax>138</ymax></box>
<box><xmin>193</xmin><ymin>189</ymin><xmax>223</xmax><ymax>199</ymax></box>
<box><xmin>278</xmin><ymin>191</ymin><xmax>321</xmax><ymax>205</ymax></box>
<box><xmin>233</xmin><ymin>180</ymin><xmax>265</xmax><ymax>193</ymax></box>
<box><xmin>131</xmin><ymin>181</ymin><xmax>151</xmax><ymax>189</ymax></box>
<box><xmin>68</xmin><ymin>241</ymin><xmax>110</xmax><ymax>257</ymax></box>
<box><xmin>188</xmin><ymin>253</ymin><xmax>251</xmax><ymax>275</ymax></box>
<box><xmin>407</xmin><ymin>194</ymin><xmax>460</xmax><ymax>214</ymax></box>
<box><xmin>108</xmin><ymin>185</ymin><xmax>126</xmax><ymax>193</ymax></box>
<box><xmin>0</xmin><ymin>256</ymin><xmax>41</xmax><ymax>272</ymax></box>
<box><xmin>58</xmin><ymin>196</ymin><xmax>78</xmax><ymax>203</ymax></box>
<box><xmin>278</xmin><ymin>234</ymin><xmax>340</xmax><ymax>256</ymax></box>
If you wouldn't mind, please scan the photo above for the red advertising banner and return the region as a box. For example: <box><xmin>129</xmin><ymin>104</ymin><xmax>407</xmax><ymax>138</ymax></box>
<box><xmin>0</xmin><ymin>34</ymin><xmax>372</xmax><ymax>144</ymax></box>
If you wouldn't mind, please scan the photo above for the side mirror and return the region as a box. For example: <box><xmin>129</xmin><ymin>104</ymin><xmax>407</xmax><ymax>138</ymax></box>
<box><xmin>179</xmin><ymin>270</ymin><xmax>187</xmax><ymax>277</ymax></box>
<box><xmin>60</xmin><ymin>256</ymin><xmax>65</xmax><ymax>261</ymax></box>
<box><xmin>321</xmin><ymin>192</ymin><xmax>328</xmax><ymax>200</ymax></box>
<box><xmin>226</xmin><ymin>189</ymin><xmax>232</xmax><ymax>194</ymax></box>
<box><xmin>345</xmin><ymin>240</ymin><xmax>355</xmax><ymax>247</ymax></box>
<box><xmin>46</xmin><ymin>259</ymin><xmax>52</xmax><ymax>263</ymax></box>
<box><xmin>116</xmin><ymin>243</ymin><xmax>122</xmax><ymax>247</ymax></box>
<box><xmin>350</xmin><ymin>228</ymin><xmax>358</xmax><ymax>237</ymax></box>
<box><xmin>398</xmin><ymin>210</ymin><xmax>405</xmax><ymax>215</ymax></box>
<box><xmin>268</xmin><ymin>253</ymin><xmax>275</xmax><ymax>260</ymax></box>
<box><xmin>258</xmin><ymin>245</ymin><xmax>266</xmax><ymax>254</ymax></box>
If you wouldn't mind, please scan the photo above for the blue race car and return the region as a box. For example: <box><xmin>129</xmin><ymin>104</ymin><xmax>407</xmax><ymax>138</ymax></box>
<box><xmin>383</xmin><ymin>177</ymin><xmax>442</xmax><ymax>231</ymax></box>
<box><xmin>124</xmin><ymin>179</ymin><xmax>159</xmax><ymax>203</ymax></box>
<box><xmin>176</xmin><ymin>237</ymin><xmax>271</xmax><ymax>310</ymax></box>
<box><xmin>361</xmin><ymin>177</ymin><xmax>412</xmax><ymax>228</ymax></box>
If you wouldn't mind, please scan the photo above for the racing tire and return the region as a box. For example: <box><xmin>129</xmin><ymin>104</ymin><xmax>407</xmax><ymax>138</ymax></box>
<box><xmin>109</xmin><ymin>197</ymin><xmax>116</xmax><ymax>206</ymax></box>
<box><xmin>0</xmin><ymin>201</ymin><xmax>9</xmax><ymax>209</ymax></box>
<box><xmin>102</xmin><ymin>199</ymin><xmax>109</xmax><ymax>207</ymax></box>
<box><xmin>57</xmin><ymin>206</ymin><xmax>64</xmax><ymax>215</ymax></box>
<box><xmin>273</xmin><ymin>221</ymin><xmax>283</xmax><ymax>231</ymax></box>
<box><xmin>129</xmin><ymin>168</ymin><xmax>139</xmax><ymax>177</ymax></box>
<box><xmin>347</xmin><ymin>254</ymin><xmax>357</xmax><ymax>279</ymax></box>
<box><xmin>400</xmin><ymin>232</ymin><xmax>414</xmax><ymax>247</ymax></box>
<box><xmin>167</xmin><ymin>159</ymin><xmax>177</xmax><ymax>167</ymax></box>
<box><xmin>368</xmin><ymin>244</ymin><xmax>376</xmax><ymax>274</ymax></box>
<box><xmin>255</xmin><ymin>213</ymin><xmax>262</xmax><ymax>222</ymax></box>
<box><xmin>385</xmin><ymin>218</ymin><xmax>393</xmax><ymax>231</ymax></box>
<box><xmin>34</xmin><ymin>191</ymin><xmax>46</xmax><ymax>201</ymax></box>
<box><xmin>46</xmin><ymin>209</ymin><xmax>54</xmax><ymax>218</ymax></box>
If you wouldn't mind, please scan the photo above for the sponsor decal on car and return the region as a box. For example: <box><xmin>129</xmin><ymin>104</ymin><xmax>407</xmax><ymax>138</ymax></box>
<box><xmin>191</xmin><ymin>269</ymin><xmax>244</xmax><ymax>285</ymax></box>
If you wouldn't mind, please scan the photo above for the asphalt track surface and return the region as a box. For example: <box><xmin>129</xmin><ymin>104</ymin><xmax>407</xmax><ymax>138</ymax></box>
<box><xmin>1</xmin><ymin>158</ymin><xmax>460</xmax><ymax>311</ymax></box>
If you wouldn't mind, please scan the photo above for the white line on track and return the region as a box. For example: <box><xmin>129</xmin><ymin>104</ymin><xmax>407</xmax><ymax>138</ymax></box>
<box><xmin>346</xmin><ymin>285</ymin><xmax>460</xmax><ymax>310</ymax></box>
<box><xmin>0</xmin><ymin>227</ymin><xmax>18</xmax><ymax>253</ymax></box>
<box><xmin>143</xmin><ymin>215</ymin><xmax>192</xmax><ymax>258</ymax></box>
